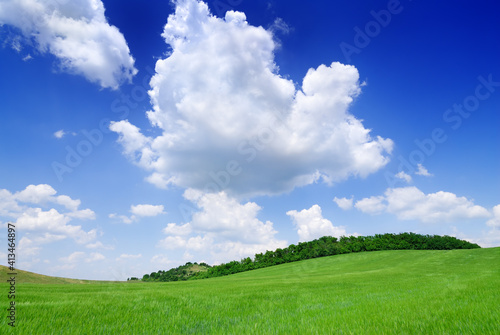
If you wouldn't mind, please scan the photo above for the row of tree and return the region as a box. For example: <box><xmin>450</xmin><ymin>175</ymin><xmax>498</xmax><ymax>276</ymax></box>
<box><xmin>140</xmin><ymin>233</ymin><xmax>479</xmax><ymax>282</ymax></box>
<box><xmin>141</xmin><ymin>262</ymin><xmax>210</xmax><ymax>282</ymax></box>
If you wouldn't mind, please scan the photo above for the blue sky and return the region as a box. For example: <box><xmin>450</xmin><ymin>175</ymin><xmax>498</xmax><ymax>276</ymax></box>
<box><xmin>0</xmin><ymin>0</ymin><xmax>499</xmax><ymax>280</ymax></box>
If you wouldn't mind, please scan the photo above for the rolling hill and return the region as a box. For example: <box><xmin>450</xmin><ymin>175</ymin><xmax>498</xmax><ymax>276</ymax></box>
<box><xmin>0</xmin><ymin>265</ymin><xmax>115</xmax><ymax>284</ymax></box>
<box><xmin>1</xmin><ymin>247</ymin><xmax>499</xmax><ymax>334</ymax></box>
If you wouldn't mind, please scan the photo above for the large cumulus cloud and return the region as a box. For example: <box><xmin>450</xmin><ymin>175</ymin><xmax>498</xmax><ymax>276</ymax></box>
<box><xmin>110</xmin><ymin>0</ymin><xmax>393</xmax><ymax>197</ymax></box>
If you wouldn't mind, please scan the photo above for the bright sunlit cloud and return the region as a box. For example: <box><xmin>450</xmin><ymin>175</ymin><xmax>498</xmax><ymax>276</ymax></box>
<box><xmin>287</xmin><ymin>205</ymin><xmax>348</xmax><ymax>242</ymax></box>
<box><xmin>0</xmin><ymin>0</ymin><xmax>137</xmax><ymax>89</ymax></box>
<box><xmin>157</xmin><ymin>190</ymin><xmax>287</xmax><ymax>264</ymax></box>
<box><xmin>110</xmin><ymin>0</ymin><xmax>393</xmax><ymax>197</ymax></box>
<box><xmin>354</xmin><ymin>186</ymin><xmax>491</xmax><ymax>223</ymax></box>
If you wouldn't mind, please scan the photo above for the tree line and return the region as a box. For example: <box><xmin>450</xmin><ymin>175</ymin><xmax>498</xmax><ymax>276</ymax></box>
<box><xmin>139</xmin><ymin>233</ymin><xmax>480</xmax><ymax>282</ymax></box>
<box><xmin>140</xmin><ymin>262</ymin><xmax>210</xmax><ymax>282</ymax></box>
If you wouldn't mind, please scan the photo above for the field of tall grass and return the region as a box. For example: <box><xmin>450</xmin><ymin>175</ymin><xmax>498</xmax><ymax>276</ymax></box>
<box><xmin>1</xmin><ymin>248</ymin><xmax>499</xmax><ymax>334</ymax></box>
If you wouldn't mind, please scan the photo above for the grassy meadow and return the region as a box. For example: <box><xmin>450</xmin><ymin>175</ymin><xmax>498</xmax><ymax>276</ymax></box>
<box><xmin>1</xmin><ymin>248</ymin><xmax>499</xmax><ymax>334</ymax></box>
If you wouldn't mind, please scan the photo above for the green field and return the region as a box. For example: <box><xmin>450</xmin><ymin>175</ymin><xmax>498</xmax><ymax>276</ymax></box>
<box><xmin>2</xmin><ymin>248</ymin><xmax>499</xmax><ymax>334</ymax></box>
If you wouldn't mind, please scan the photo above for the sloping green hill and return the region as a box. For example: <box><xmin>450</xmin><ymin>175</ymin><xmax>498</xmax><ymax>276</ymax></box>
<box><xmin>1</xmin><ymin>248</ymin><xmax>499</xmax><ymax>334</ymax></box>
<box><xmin>0</xmin><ymin>265</ymin><xmax>115</xmax><ymax>284</ymax></box>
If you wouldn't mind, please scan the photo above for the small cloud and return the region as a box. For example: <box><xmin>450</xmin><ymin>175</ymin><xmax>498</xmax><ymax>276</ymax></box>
<box><xmin>11</xmin><ymin>39</ymin><xmax>22</xmax><ymax>52</ymax></box>
<box><xmin>151</xmin><ymin>254</ymin><xmax>173</xmax><ymax>267</ymax></box>
<box><xmin>109</xmin><ymin>204</ymin><xmax>164</xmax><ymax>224</ymax></box>
<box><xmin>333</xmin><ymin>197</ymin><xmax>353</xmax><ymax>210</ymax></box>
<box><xmin>354</xmin><ymin>196</ymin><xmax>386</xmax><ymax>215</ymax></box>
<box><xmin>486</xmin><ymin>204</ymin><xmax>500</xmax><ymax>228</ymax></box>
<box><xmin>163</xmin><ymin>223</ymin><xmax>192</xmax><ymax>236</ymax></box>
<box><xmin>415</xmin><ymin>164</ymin><xmax>433</xmax><ymax>177</ymax></box>
<box><xmin>109</xmin><ymin>213</ymin><xmax>134</xmax><ymax>224</ymax></box>
<box><xmin>268</xmin><ymin>17</ymin><xmax>291</xmax><ymax>35</ymax></box>
<box><xmin>67</xmin><ymin>208</ymin><xmax>96</xmax><ymax>220</ymax></box>
<box><xmin>130</xmin><ymin>204</ymin><xmax>165</xmax><ymax>217</ymax></box>
<box><xmin>54</xmin><ymin>130</ymin><xmax>66</xmax><ymax>139</ymax></box>
<box><xmin>54</xmin><ymin>130</ymin><xmax>76</xmax><ymax>139</ymax></box>
<box><xmin>395</xmin><ymin>171</ymin><xmax>412</xmax><ymax>183</ymax></box>
<box><xmin>158</xmin><ymin>235</ymin><xmax>187</xmax><ymax>250</ymax></box>
<box><xmin>60</xmin><ymin>251</ymin><xmax>85</xmax><ymax>264</ymax></box>
<box><xmin>85</xmin><ymin>252</ymin><xmax>105</xmax><ymax>263</ymax></box>
<box><xmin>287</xmin><ymin>204</ymin><xmax>347</xmax><ymax>242</ymax></box>
<box><xmin>22</xmin><ymin>54</ymin><xmax>32</xmax><ymax>61</ymax></box>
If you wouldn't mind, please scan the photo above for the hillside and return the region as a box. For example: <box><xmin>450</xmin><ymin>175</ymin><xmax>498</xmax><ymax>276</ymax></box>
<box><xmin>142</xmin><ymin>232</ymin><xmax>480</xmax><ymax>282</ymax></box>
<box><xmin>0</xmin><ymin>265</ymin><xmax>115</xmax><ymax>284</ymax></box>
<box><xmin>141</xmin><ymin>262</ymin><xmax>211</xmax><ymax>282</ymax></box>
<box><xmin>1</xmin><ymin>248</ymin><xmax>498</xmax><ymax>334</ymax></box>
<box><xmin>0</xmin><ymin>248</ymin><xmax>500</xmax><ymax>334</ymax></box>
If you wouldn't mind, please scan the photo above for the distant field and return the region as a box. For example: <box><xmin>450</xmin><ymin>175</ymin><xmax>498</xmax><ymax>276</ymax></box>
<box><xmin>1</xmin><ymin>248</ymin><xmax>499</xmax><ymax>334</ymax></box>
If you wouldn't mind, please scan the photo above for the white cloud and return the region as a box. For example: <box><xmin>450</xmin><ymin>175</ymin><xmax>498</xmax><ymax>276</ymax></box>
<box><xmin>15</xmin><ymin>184</ymin><xmax>57</xmax><ymax>204</ymax></box>
<box><xmin>60</xmin><ymin>251</ymin><xmax>85</xmax><ymax>264</ymax></box>
<box><xmin>355</xmin><ymin>187</ymin><xmax>490</xmax><ymax>223</ymax></box>
<box><xmin>158</xmin><ymin>236</ymin><xmax>187</xmax><ymax>250</ymax></box>
<box><xmin>130</xmin><ymin>204</ymin><xmax>165</xmax><ymax>217</ymax></box>
<box><xmin>287</xmin><ymin>205</ymin><xmax>347</xmax><ymax>242</ymax></box>
<box><xmin>385</xmin><ymin>187</ymin><xmax>489</xmax><ymax>222</ymax></box>
<box><xmin>415</xmin><ymin>164</ymin><xmax>432</xmax><ymax>177</ymax></box>
<box><xmin>163</xmin><ymin>223</ymin><xmax>192</xmax><ymax>235</ymax></box>
<box><xmin>16</xmin><ymin>207</ymin><xmax>66</xmax><ymax>230</ymax></box>
<box><xmin>109</xmin><ymin>204</ymin><xmax>165</xmax><ymax>224</ymax></box>
<box><xmin>16</xmin><ymin>208</ymin><xmax>97</xmax><ymax>243</ymax></box>
<box><xmin>110</xmin><ymin>0</ymin><xmax>393</xmax><ymax>197</ymax></box>
<box><xmin>333</xmin><ymin>197</ymin><xmax>353</xmax><ymax>210</ymax></box>
<box><xmin>355</xmin><ymin>196</ymin><xmax>386</xmax><ymax>214</ymax></box>
<box><xmin>85</xmin><ymin>252</ymin><xmax>105</xmax><ymax>263</ymax></box>
<box><xmin>183</xmin><ymin>190</ymin><xmax>282</xmax><ymax>244</ymax></box>
<box><xmin>0</xmin><ymin>0</ymin><xmax>137</xmax><ymax>89</ymax></box>
<box><xmin>0</xmin><ymin>184</ymin><xmax>98</xmax><ymax>257</ymax></box>
<box><xmin>452</xmin><ymin>220</ymin><xmax>500</xmax><ymax>249</ymax></box>
<box><xmin>395</xmin><ymin>171</ymin><xmax>412</xmax><ymax>183</ymax></box>
<box><xmin>18</xmin><ymin>233</ymin><xmax>66</xmax><ymax>257</ymax></box>
<box><xmin>10</xmin><ymin>184</ymin><xmax>85</xmax><ymax>212</ymax></box>
<box><xmin>157</xmin><ymin>190</ymin><xmax>287</xmax><ymax>264</ymax></box>
<box><xmin>268</xmin><ymin>17</ymin><xmax>291</xmax><ymax>35</ymax></box>
<box><xmin>486</xmin><ymin>205</ymin><xmax>500</xmax><ymax>228</ymax></box>
<box><xmin>18</xmin><ymin>237</ymin><xmax>40</xmax><ymax>257</ymax></box>
<box><xmin>67</xmin><ymin>208</ymin><xmax>95</xmax><ymax>220</ymax></box>
<box><xmin>53</xmin><ymin>130</ymin><xmax>76</xmax><ymax>139</ymax></box>
<box><xmin>109</xmin><ymin>213</ymin><xmax>134</xmax><ymax>224</ymax></box>
<box><xmin>0</xmin><ymin>189</ymin><xmax>21</xmax><ymax>217</ymax></box>
<box><xmin>469</xmin><ymin>230</ymin><xmax>500</xmax><ymax>248</ymax></box>
<box><xmin>55</xmin><ymin>195</ymin><xmax>81</xmax><ymax>211</ymax></box>
<box><xmin>185</xmin><ymin>235</ymin><xmax>214</xmax><ymax>251</ymax></box>
<box><xmin>54</xmin><ymin>130</ymin><xmax>66</xmax><ymax>139</ymax></box>
<box><xmin>150</xmin><ymin>254</ymin><xmax>173</xmax><ymax>268</ymax></box>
